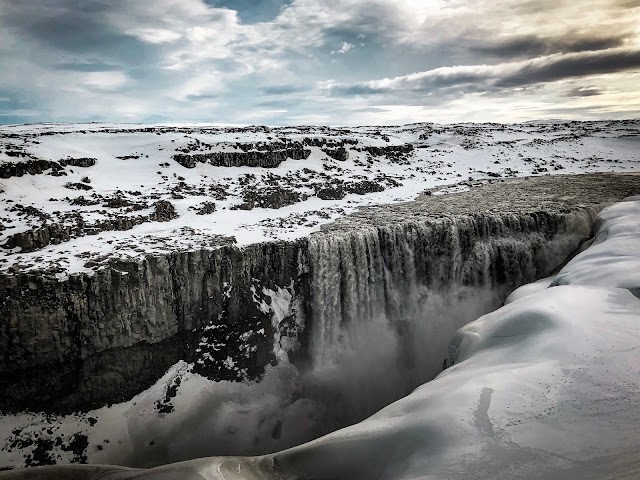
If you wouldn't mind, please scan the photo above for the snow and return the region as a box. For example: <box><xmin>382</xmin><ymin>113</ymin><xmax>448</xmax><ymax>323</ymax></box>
<box><xmin>1</xmin><ymin>121</ymin><xmax>640</xmax><ymax>478</ymax></box>
<box><xmin>2</xmin><ymin>196</ymin><xmax>640</xmax><ymax>478</ymax></box>
<box><xmin>504</xmin><ymin>276</ymin><xmax>554</xmax><ymax>304</ymax></box>
<box><xmin>1</xmin><ymin>120</ymin><xmax>639</xmax><ymax>275</ymax></box>
<box><xmin>261</xmin><ymin>196</ymin><xmax>640</xmax><ymax>480</ymax></box>
<box><xmin>551</xmin><ymin>198</ymin><xmax>640</xmax><ymax>290</ymax></box>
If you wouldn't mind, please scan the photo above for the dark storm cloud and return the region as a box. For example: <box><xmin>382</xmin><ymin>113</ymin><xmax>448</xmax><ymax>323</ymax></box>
<box><xmin>566</xmin><ymin>86</ymin><xmax>605</xmax><ymax>97</ymax></box>
<box><xmin>1</xmin><ymin>0</ymin><xmax>161</xmax><ymax>65</ymax></box>
<box><xmin>496</xmin><ymin>48</ymin><xmax>640</xmax><ymax>87</ymax></box>
<box><xmin>469</xmin><ymin>34</ymin><xmax>628</xmax><ymax>58</ymax></box>
<box><xmin>330</xmin><ymin>48</ymin><xmax>640</xmax><ymax>97</ymax></box>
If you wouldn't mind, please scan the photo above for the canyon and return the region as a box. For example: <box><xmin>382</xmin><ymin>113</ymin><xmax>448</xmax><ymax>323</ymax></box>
<box><xmin>0</xmin><ymin>121</ymin><xmax>639</xmax><ymax>471</ymax></box>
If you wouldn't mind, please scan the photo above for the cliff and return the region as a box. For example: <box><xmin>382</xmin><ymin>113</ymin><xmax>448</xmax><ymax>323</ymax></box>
<box><xmin>1</xmin><ymin>174</ymin><xmax>639</xmax><ymax>414</ymax></box>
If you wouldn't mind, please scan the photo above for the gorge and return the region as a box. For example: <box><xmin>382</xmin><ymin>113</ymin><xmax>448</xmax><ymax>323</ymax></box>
<box><xmin>0</xmin><ymin>121</ymin><xmax>639</xmax><ymax>472</ymax></box>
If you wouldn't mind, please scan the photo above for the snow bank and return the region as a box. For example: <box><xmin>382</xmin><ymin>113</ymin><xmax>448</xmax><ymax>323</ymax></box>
<box><xmin>265</xmin><ymin>197</ymin><xmax>640</xmax><ymax>480</ymax></box>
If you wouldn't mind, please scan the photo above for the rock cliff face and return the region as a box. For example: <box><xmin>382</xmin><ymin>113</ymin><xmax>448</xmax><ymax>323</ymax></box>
<box><xmin>173</xmin><ymin>142</ymin><xmax>311</xmax><ymax>168</ymax></box>
<box><xmin>0</xmin><ymin>241</ymin><xmax>306</xmax><ymax>412</ymax></box>
<box><xmin>1</xmin><ymin>174</ymin><xmax>639</xmax><ymax>413</ymax></box>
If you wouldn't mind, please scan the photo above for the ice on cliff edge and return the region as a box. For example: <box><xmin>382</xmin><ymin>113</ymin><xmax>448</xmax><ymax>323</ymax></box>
<box><xmin>2</xmin><ymin>197</ymin><xmax>640</xmax><ymax>479</ymax></box>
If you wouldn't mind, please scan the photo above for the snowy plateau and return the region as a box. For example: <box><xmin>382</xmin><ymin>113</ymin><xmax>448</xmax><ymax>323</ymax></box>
<box><xmin>0</xmin><ymin>120</ymin><xmax>639</xmax><ymax>479</ymax></box>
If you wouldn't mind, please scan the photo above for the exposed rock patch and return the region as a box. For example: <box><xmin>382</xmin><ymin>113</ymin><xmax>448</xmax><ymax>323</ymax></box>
<box><xmin>151</xmin><ymin>200</ymin><xmax>178</xmax><ymax>222</ymax></box>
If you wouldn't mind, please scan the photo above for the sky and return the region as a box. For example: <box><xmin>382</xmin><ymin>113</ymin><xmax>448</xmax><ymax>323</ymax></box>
<box><xmin>1</xmin><ymin>0</ymin><xmax>639</xmax><ymax>126</ymax></box>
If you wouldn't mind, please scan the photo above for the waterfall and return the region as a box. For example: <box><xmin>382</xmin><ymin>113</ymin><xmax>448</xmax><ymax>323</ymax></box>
<box><xmin>303</xmin><ymin>208</ymin><xmax>598</xmax><ymax>422</ymax></box>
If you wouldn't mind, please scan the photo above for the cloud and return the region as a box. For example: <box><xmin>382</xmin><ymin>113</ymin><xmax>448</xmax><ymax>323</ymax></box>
<box><xmin>328</xmin><ymin>48</ymin><xmax>640</xmax><ymax>96</ymax></box>
<box><xmin>331</xmin><ymin>42</ymin><xmax>354</xmax><ymax>55</ymax></box>
<box><xmin>0</xmin><ymin>0</ymin><xmax>639</xmax><ymax>125</ymax></box>
<box><xmin>262</xmin><ymin>85</ymin><xmax>308</xmax><ymax>95</ymax></box>
<box><xmin>565</xmin><ymin>86</ymin><xmax>605</xmax><ymax>97</ymax></box>
<box><xmin>55</xmin><ymin>62</ymin><xmax>122</xmax><ymax>72</ymax></box>
<box><xmin>468</xmin><ymin>33</ymin><xmax>629</xmax><ymax>58</ymax></box>
<box><xmin>127</xmin><ymin>28</ymin><xmax>183</xmax><ymax>44</ymax></box>
<box><xmin>80</xmin><ymin>71</ymin><xmax>130</xmax><ymax>91</ymax></box>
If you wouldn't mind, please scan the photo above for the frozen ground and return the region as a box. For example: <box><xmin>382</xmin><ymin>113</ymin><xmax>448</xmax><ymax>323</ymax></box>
<box><xmin>1</xmin><ymin>120</ymin><xmax>638</xmax><ymax>276</ymax></box>
<box><xmin>0</xmin><ymin>135</ymin><xmax>639</xmax><ymax>477</ymax></box>
<box><xmin>2</xmin><ymin>186</ymin><xmax>640</xmax><ymax>479</ymax></box>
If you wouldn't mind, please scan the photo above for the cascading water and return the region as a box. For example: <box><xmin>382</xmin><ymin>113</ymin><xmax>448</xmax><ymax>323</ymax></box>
<box><xmin>301</xmin><ymin>208</ymin><xmax>599</xmax><ymax>428</ymax></box>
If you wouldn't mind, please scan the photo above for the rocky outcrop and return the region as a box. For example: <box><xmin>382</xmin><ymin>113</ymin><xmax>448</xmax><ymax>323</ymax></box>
<box><xmin>0</xmin><ymin>158</ymin><xmax>96</xmax><ymax>179</ymax></box>
<box><xmin>345</xmin><ymin>179</ymin><xmax>385</xmax><ymax>195</ymax></box>
<box><xmin>233</xmin><ymin>186</ymin><xmax>304</xmax><ymax>210</ymax></box>
<box><xmin>0</xmin><ymin>241</ymin><xmax>306</xmax><ymax>412</ymax></box>
<box><xmin>323</xmin><ymin>147</ymin><xmax>349</xmax><ymax>161</ymax></box>
<box><xmin>316</xmin><ymin>184</ymin><xmax>346</xmax><ymax>200</ymax></box>
<box><xmin>363</xmin><ymin>144</ymin><xmax>414</xmax><ymax>160</ymax></box>
<box><xmin>150</xmin><ymin>200</ymin><xmax>178</xmax><ymax>222</ymax></box>
<box><xmin>194</xmin><ymin>201</ymin><xmax>216</xmax><ymax>215</ymax></box>
<box><xmin>59</xmin><ymin>158</ymin><xmax>97</xmax><ymax>168</ymax></box>
<box><xmin>173</xmin><ymin>142</ymin><xmax>311</xmax><ymax>169</ymax></box>
<box><xmin>0</xmin><ymin>160</ymin><xmax>63</xmax><ymax>178</ymax></box>
<box><xmin>1</xmin><ymin>201</ymin><xmax>179</xmax><ymax>253</ymax></box>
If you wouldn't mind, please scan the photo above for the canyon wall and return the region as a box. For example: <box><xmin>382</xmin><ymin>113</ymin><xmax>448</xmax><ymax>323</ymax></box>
<box><xmin>1</xmin><ymin>174</ymin><xmax>639</xmax><ymax>413</ymax></box>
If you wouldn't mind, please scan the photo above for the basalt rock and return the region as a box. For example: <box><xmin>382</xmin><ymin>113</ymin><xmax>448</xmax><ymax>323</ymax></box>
<box><xmin>173</xmin><ymin>142</ymin><xmax>311</xmax><ymax>169</ymax></box>
<box><xmin>345</xmin><ymin>180</ymin><xmax>385</xmax><ymax>195</ymax></box>
<box><xmin>234</xmin><ymin>186</ymin><xmax>303</xmax><ymax>210</ymax></box>
<box><xmin>364</xmin><ymin>144</ymin><xmax>414</xmax><ymax>161</ymax></box>
<box><xmin>0</xmin><ymin>241</ymin><xmax>306</xmax><ymax>412</ymax></box>
<box><xmin>0</xmin><ymin>158</ymin><xmax>96</xmax><ymax>179</ymax></box>
<box><xmin>316</xmin><ymin>184</ymin><xmax>346</xmax><ymax>200</ymax></box>
<box><xmin>0</xmin><ymin>160</ymin><xmax>63</xmax><ymax>179</ymax></box>
<box><xmin>151</xmin><ymin>200</ymin><xmax>179</xmax><ymax>222</ymax></box>
<box><xmin>194</xmin><ymin>201</ymin><xmax>217</xmax><ymax>215</ymax></box>
<box><xmin>322</xmin><ymin>147</ymin><xmax>349</xmax><ymax>161</ymax></box>
<box><xmin>59</xmin><ymin>158</ymin><xmax>97</xmax><ymax>168</ymax></box>
<box><xmin>1</xmin><ymin>174</ymin><xmax>639</xmax><ymax>414</ymax></box>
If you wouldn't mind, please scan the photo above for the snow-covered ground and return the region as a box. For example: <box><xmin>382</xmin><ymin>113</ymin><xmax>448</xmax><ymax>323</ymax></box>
<box><xmin>1</xmin><ymin>120</ymin><xmax>638</xmax><ymax>276</ymax></box>
<box><xmin>1</xmin><ymin>183</ymin><xmax>640</xmax><ymax>475</ymax></box>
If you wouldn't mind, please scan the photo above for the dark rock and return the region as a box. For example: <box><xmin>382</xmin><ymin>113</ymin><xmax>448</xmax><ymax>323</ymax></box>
<box><xmin>64</xmin><ymin>182</ymin><xmax>93</xmax><ymax>191</ymax></box>
<box><xmin>364</xmin><ymin>144</ymin><xmax>414</xmax><ymax>162</ymax></box>
<box><xmin>323</xmin><ymin>147</ymin><xmax>349</xmax><ymax>161</ymax></box>
<box><xmin>195</xmin><ymin>202</ymin><xmax>216</xmax><ymax>215</ymax></box>
<box><xmin>234</xmin><ymin>186</ymin><xmax>302</xmax><ymax>210</ymax></box>
<box><xmin>0</xmin><ymin>160</ymin><xmax>64</xmax><ymax>179</ymax></box>
<box><xmin>173</xmin><ymin>142</ymin><xmax>311</xmax><ymax>169</ymax></box>
<box><xmin>151</xmin><ymin>200</ymin><xmax>179</xmax><ymax>222</ymax></box>
<box><xmin>345</xmin><ymin>180</ymin><xmax>385</xmax><ymax>195</ymax></box>
<box><xmin>317</xmin><ymin>184</ymin><xmax>345</xmax><ymax>200</ymax></box>
<box><xmin>59</xmin><ymin>158</ymin><xmax>96</xmax><ymax>168</ymax></box>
